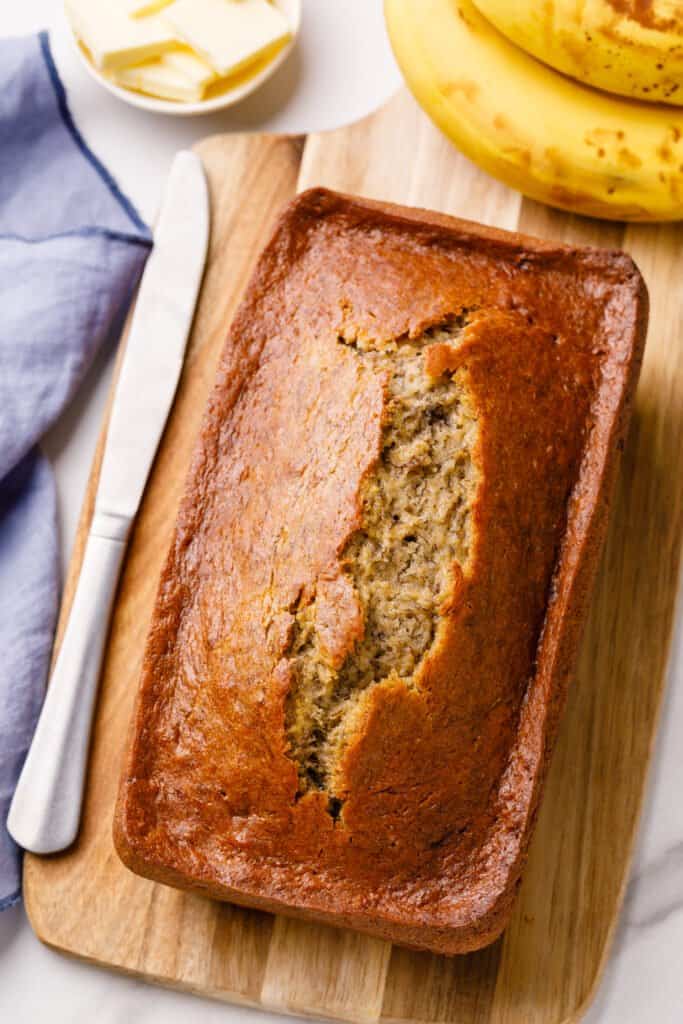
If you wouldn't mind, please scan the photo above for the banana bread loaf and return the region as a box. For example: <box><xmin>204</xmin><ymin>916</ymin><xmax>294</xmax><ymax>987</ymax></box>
<box><xmin>115</xmin><ymin>189</ymin><xmax>647</xmax><ymax>955</ymax></box>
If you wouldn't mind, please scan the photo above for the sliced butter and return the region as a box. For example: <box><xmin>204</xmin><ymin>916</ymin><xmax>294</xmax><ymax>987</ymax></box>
<box><xmin>115</xmin><ymin>0</ymin><xmax>173</xmax><ymax>16</ymax></box>
<box><xmin>164</xmin><ymin>0</ymin><xmax>291</xmax><ymax>77</ymax></box>
<box><xmin>65</xmin><ymin>0</ymin><xmax>176</xmax><ymax>71</ymax></box>
<box><xmin>164</xmin><ymin>49</ymin><xmax>217</xmax><ymax>90</ymax></box>
<box><xmin>112</xmin><ymin>55</ymin><xmax>206</xmax><ymax>102</ymax></box>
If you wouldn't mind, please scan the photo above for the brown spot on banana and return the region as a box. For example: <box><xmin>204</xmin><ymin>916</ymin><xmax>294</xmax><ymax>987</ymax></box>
<box><xmin>617</xmin><ymin>148</ymin><xmax>642</xmax><ymax>169</ymax></box>
<box><xmin>604</xmin><ymin>0</ymin><xmax>678</xmax><ymax>32</ymax></box>
<box><xmin>438</xmin><ymin>78</ymin><xmax>480</xmax><ymax>102</ymax></box>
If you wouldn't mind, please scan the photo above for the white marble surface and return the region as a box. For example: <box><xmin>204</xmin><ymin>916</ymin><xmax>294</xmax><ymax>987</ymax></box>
<box><xmin>1</xmin><ymin>3</ymin><xmax>682</xmax><ymax>1022</ymax></box>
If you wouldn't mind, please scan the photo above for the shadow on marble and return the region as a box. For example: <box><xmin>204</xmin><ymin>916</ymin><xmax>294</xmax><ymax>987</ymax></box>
<box><xmin>0</xmin><ymin>903</ymin><xmax>22</xmax><ymax>958</ymax></box>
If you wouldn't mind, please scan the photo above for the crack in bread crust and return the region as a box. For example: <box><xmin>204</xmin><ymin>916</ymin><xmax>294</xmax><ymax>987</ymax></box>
<box><xmin>284</xmin><ymin>319</ymin><xmax>479</xmax><ymax>809</ymax></box>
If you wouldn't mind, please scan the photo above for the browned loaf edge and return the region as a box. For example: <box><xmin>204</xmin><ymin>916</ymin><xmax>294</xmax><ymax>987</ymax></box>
<box><xmin>114</xmin><ymin>189</ymin><xmax>648</xmax><ymax>956</ymax></box>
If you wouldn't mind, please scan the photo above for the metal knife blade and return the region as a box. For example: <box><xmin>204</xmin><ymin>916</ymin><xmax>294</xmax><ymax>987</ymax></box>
<box><xmin>93</xmin><ymin>149</ymin><xmax>209</xmax><ymax>541</ymax></box>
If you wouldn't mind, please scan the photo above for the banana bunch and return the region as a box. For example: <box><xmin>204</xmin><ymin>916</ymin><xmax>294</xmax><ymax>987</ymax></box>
<box><xmin>384</xmin><ymin>0</ymin><xmax>683</xmax><ymax>221</ymax></box>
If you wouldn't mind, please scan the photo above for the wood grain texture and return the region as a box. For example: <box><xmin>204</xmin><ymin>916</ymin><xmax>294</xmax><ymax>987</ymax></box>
<box><xmin>23</xmin><ymin>89</ymin><xmax>683</xmax><ymax>1024</ymax></box>
<box><xmin>262</xmin><ymin>919</ymin><xmax>391</xmax><ymax>1022</ymax></box>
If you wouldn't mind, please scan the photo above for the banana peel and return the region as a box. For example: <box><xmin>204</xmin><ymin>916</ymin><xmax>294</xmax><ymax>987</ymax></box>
<box><xmin>473</xmin><ymin>0</ymin><xmax>683</xmax><ymax>106</ymax></box>
<box><xmin>384</xmin><ymin>0</ymin><xmax>683</xmax><ymax>221</ymax></box>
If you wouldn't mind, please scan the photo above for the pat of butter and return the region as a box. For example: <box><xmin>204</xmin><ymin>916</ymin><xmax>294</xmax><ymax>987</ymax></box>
<box><xmin>164</xmin><ymin>0</ymin><xmax>291</xmax><ymax>77</ymax></box>
<box><xmin>112</xmin><ymin>53</ymin><xmax>208</xmax><ymax>102</ymax></box>
<box><xmin>65</xmin><ymin>0</ymin><xmax>177</xmax><ymax>71</ymax></box>
<box><xmin>115</xmin><ymin>0</ymin><xmax>173</xmax><ymax>16</ymax></box>
<box><xmin>164</xmin><ymin>49</ymin><xmax>217</xmax><ymax>90</ymax></box>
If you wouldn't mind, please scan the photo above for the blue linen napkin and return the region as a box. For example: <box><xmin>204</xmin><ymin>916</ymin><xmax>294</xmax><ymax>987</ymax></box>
<box><xmin>0</xmin><ymin>32</ymin><xmax>152</xmax><ymax>909</ymax></box>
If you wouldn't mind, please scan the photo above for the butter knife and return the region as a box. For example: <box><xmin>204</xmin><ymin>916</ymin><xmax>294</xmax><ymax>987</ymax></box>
<box><xmin>8</xmin><ymin>151</ymin><xmax>209</xmax><ymax>855</ymax></box>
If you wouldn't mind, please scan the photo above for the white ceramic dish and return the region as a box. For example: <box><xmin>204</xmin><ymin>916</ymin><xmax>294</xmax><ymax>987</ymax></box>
<box><xmin>65</xmin><ymin>0</ymin><xmax>301</xmax><ymax>117</ymax></box>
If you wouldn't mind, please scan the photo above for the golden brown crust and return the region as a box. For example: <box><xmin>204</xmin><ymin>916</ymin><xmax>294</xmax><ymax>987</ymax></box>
<box><xmin>114</xmin><ymin>189</ymin><xmax>648</xmax><ymax>955</ymax></box>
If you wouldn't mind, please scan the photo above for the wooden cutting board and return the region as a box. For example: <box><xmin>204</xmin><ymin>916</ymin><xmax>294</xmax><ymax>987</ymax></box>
<box><xmin>24</xmin><ymin>89</ymin><xmax>683</xmax><ymax>1024</ymax></box>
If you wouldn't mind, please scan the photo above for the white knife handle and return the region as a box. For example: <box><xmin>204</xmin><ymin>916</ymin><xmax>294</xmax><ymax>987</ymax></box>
<box><xmin>7</xmin><ymin>531</ymin><xmax>126</xmax><ymax>855</ymax></box>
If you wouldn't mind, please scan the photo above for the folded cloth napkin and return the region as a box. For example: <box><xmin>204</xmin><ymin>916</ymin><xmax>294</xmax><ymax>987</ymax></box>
<box><xmin>0</xmin><ymin>32</ymin><xmax>151</xmax><ymax>909</ymax></box>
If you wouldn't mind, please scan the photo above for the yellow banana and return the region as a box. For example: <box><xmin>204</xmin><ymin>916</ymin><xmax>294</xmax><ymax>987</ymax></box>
<box><xmin>384</xmin><ymin>0</ymin><xmax>683</xmax><ymax>221</ymax></box>
<box><xmin>473</xmin><ymin>0</ymin><xmax>683</xmax><ymax>105</ymax></box>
